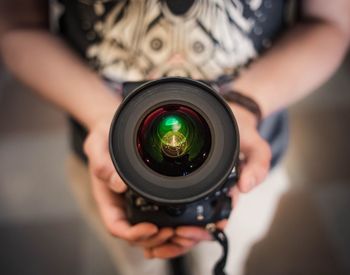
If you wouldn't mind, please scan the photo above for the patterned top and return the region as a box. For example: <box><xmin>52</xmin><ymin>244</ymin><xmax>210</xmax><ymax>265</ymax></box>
<box><xmin>52</xmin><ymin>0</ymin><xmax>286</xmax><ymax>82</ymax></box>
<box><xmin>52</xmin><ymin>0</ymin><xmax>291</xmax><ymax>166</ymax></box>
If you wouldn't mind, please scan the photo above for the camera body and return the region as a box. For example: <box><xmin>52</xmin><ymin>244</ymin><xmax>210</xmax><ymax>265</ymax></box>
<box><xmin>109</xmin><ymin>78</ymin><xmax>239</xmax><ymax>227</ymax></box>
<box><xmin>125</xmin><ymin>169</ymin><xmax>238</xmax><ymax>227</ymax></box>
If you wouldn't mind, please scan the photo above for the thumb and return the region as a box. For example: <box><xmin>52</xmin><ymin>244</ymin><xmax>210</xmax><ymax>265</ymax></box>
<box><xmin>109</xmin><ymin>172</ymin><xmax>128</xmax><ymax>193</ymax></box>
<box><xmin>238</xmin><ymin>135</ymin><xmax>271</xmax><ymax>193</ymax></box>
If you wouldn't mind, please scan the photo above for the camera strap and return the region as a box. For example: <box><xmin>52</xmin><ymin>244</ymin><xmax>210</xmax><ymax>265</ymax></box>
<box><xmin>207</xmin><ymin>224</ymin><xmax>229</xmax><ymax>275</ymax></box>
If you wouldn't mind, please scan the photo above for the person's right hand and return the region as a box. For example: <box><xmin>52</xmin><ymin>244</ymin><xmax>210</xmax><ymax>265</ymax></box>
<box><xmin>83</xmin><ymin>117</ymin><xmax>176</xmax><ymax>252</ymax></box>
<box><xmin>83</xmin><ymin>114</ymin><xmax>239</xmax><ymax>259</ymax></box>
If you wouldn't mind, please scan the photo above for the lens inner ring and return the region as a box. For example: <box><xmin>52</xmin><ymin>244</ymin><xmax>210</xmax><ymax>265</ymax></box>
<box><xmin>137</xmin><ymin>104</ymin><xmax>211</xmax><ymax>177</ymax></box>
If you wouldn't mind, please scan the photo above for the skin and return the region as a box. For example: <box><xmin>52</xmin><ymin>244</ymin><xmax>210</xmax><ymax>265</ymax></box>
<box><xmin>1</xmin><ymin>0</ymin><xmax>350</xmax><ymax>259</ymax></box>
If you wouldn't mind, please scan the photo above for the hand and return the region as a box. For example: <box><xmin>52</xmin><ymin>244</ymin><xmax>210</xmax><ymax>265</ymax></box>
<box><xmin>142</xmin><ymin>102</ymin><xmax>271</xmax><ymax>259</ymax></box>
<box><xmin>143</xmin><ymin>220</ymin><xmax>228</xmax><ymax>259</ymax></box>
<box><xmin>83</xmin><ymin>117</ymin><xmax>176</xmax><ymax>251</ymax></box>
<box><xmin>229</xmin><ymin>103</ymin><xmax>272</xmax><ymax>194</ymax></box>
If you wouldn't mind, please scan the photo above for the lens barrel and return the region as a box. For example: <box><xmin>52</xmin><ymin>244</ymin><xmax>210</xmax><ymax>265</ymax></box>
<box><xmin>109</xmin><ymin>77</ymin><xmax>239</xmax><ymax>204</ymax></box>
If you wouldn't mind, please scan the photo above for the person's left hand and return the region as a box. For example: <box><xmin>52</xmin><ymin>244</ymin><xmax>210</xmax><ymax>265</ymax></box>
<box><xmin>142</xmin><ymin>102</ymin><xmax>271</xmax><ymax>259</ymax></box>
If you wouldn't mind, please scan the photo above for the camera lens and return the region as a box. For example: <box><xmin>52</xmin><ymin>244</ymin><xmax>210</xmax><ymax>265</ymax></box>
<box><xmin>137</xmin><ymin>104</ymin><xmax>211</xmax><ymax>177</ymax></box>
<box><xmin>110</xmin><ymin>78</ymin><xmax>239</xmax><ymax>203</ymax></box>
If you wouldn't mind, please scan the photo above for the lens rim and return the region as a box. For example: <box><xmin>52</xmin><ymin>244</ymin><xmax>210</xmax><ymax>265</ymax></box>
<box><xmin>109</xmin><ymin>77</ymin><xmax>239</xmax><ymax>204</ymax></box>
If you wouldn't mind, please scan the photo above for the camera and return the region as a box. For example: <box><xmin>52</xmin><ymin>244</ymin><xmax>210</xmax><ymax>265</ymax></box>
<box><xmin>109</xmin><ymin>77</ymin><xmax>239</xmax><ymax>227</ymax></box>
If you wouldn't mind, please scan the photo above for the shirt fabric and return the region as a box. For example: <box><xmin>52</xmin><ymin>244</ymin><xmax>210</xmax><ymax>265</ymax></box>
<box><xmin>51</xmin><ymin>0</ymin><xmax>292</xmax><ymax>167</ymax></box>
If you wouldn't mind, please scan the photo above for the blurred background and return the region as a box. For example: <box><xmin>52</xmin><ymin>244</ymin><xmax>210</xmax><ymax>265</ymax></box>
<box><xmin>0</xmin><ymin>53</ymin><xmax>349</xmax><ymax>275</ymax></box>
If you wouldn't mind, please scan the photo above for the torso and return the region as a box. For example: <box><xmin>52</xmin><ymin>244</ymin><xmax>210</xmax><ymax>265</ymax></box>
<box><xmin>53</xmin><ymin>0</ymin><xmax>292</xmax><ymax>166</ymax></box>
<box><xmin>53</xmin><ymin>0</ymin><xmax>287</xmax><ymax>82</ymax></box>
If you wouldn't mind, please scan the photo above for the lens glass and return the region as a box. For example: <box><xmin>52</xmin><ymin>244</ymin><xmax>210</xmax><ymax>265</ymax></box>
<box><xmin>137</xmin><ymin>104</ymin><xmax>211</xmax><ymax>176</ymax></box>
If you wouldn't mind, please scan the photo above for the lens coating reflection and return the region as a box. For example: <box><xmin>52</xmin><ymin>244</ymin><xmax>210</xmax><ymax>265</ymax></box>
<box><xmin>137</xmin><ymin>104</ymin><xmax>211</xmax><ymax>177</ymax></box>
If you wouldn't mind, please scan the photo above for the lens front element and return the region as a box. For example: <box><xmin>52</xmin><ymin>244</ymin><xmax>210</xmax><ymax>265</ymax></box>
<box><xmin>137</xmin><ymin>104</ymin><xmax>211</xmax><ymax>177</ymax></box>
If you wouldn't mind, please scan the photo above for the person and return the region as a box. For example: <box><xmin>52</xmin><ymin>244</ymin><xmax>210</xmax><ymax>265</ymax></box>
<box><xmin>0</xmin><ymin>0</ymin><xmax>349</xmax><ymax>274</ymax></box>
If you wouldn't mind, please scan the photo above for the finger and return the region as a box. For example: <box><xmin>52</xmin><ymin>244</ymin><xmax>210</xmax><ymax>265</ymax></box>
<box><xmin>151</xmin><ymin>243</ymin><xmax>191</xmax><ymax>259</ymax></box>
<box><xmin>216</xmin><ymin>219</ymin><xmax>228</xmax><ymax>230</ymax></box>
<box><xmin>91</xmin><ymin>173</ymin><xmax>158</xmax><ymax>241</ymax></box>
<box><xmin>109</xmin><ymin>172</ymin><xmax>127</xmax><ymax>193</ymax></box>
<box><xmin>171</xmin><ymin>236</ymin><xmax>198</xmax><ymax>248</ymax></box>
<box><xmin>230</xmin><ymin>185</ymin><xmax>240</xmax><ymax>208</ymax></box>
<box><xmin>238</xmin><ymin>137</ymin><xmax>271</xmax><ymax>193</ymax></box>
<box><xmin>84</xmin><ymin>132</ymin><xmax>112</xmax><ymax>179</ymax></box>
<box><xmin>85</xmin><ymin>132</ymin><xmax>127</xmax><ymax>192</ymax></box>
<box><xmin>116</xmin><ymin>222</ymin><xmax>158</xmax><ymax>243</ymax></box>
<box><xmin>175</xmin><ymin>226</ymin><xmax>212</xmax><ymax>241</ymax></box>
<box><xmin>91</xmin><ymin>154</ymin><xmax>115</xmax><ymax>183</ymax></box>
<box><xmin>134</xmin><ymin>227</ymin><xmax>174</xmax><ymax>248</ymax></box>
<box><xmin>84</xmin><ymin>134</ymin><xmax>126</xmax><ymax>193</ymax></box>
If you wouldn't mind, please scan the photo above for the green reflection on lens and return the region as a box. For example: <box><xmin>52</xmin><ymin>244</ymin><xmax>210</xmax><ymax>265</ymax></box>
<box><xmin>137</xmin><ymin>105</ymin><xmax>211</xmax><ymax>177</ymax></box>
<box><xmin>164</xmin><ymin>116</ymin><xmax>180</xmax><ymax>127</ymax></box>
<box><xmin>159</xmin><ymin>116</ymin><xmax>183</xmax><ymax>134</ymax></box>
<box><xmin>158</xmin><ymin>115</ymin><xmax>188</xmax><ymax>157</ymax></box>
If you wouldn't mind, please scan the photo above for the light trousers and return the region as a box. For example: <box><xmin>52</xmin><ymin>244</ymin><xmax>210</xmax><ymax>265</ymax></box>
<box><xmin>67</xmin><ymin>155</ymin><xmax>290</xmax><ymax>275</ymax></box>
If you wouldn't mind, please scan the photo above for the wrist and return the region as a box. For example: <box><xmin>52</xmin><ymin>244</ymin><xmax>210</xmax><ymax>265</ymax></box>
<box><xmin>87</xmin><ymin>103</ymin><xmax>121</xmax><ymax>131</ymax></box>
<box><xmin>228</xmin><ymin>102</ymin><xmax>259</xmax><ymax>128</ymax></box>
<box><xmin>219</xmin><ymin>89</ymin><xmax>262</xmax><ymax>127</ymax></box>
<box><xmin>83</xmin><ymin>92</ymin><xmax>122</xmax><ymax>131</ymax></box>
<box><xmin>226</xmin><ymin>74</ymin><xmax>269</xmax><ymax>118</ymax></box>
